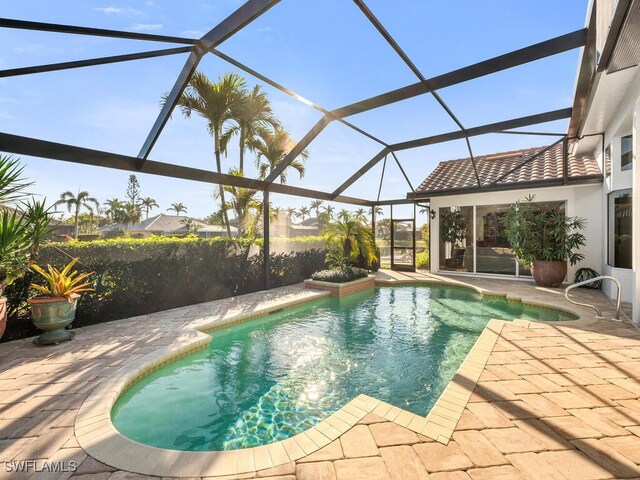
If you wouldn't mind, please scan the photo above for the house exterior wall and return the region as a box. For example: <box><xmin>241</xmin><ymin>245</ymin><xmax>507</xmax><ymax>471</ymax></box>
<box><xmin>588</xmin><ymin>66</ymin><xmax>640</xmax><ymax>316</ymax></box>
<box><xmin>428</xmin><ymin>184</ymin><xmax>604</xmax><ymax>287</ymax></box>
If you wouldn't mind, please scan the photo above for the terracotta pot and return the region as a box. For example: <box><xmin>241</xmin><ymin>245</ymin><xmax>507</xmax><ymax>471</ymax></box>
<box><xmin>28</xmin><ymin>295</ymin><xmax>78</xmax><ymax>345</ymax></box>
<box><xmin>531</xmin><ymin>260</ymin><xmax>567</xmax><ymax>288</ymax></box>
<box><xmin>0</xmin><ymin>296</ymin><xmax>7</xmax><ymax>341</ymax></box>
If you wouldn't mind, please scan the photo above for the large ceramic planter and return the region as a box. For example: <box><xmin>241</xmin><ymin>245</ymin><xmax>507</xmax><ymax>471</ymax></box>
<box><xmin>0</xmin><ymin>296</ymin><xmax>7</xmax><ymax>341</ymax></box>
<box><xmin>531</xmin><ymin>260</ymin><xmax>567</xmax><ymax>288</ymax></box>
<box><xmin>28</xmin><ymin>296</ymin><xmax>78</xmax><ymax>345</ymax></box>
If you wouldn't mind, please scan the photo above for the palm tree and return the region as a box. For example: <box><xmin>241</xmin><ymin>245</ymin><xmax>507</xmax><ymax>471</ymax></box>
<box><xmin>355</xmin><ymin>208</ymin><xmax>367</xmax><ymax>223</ymax></box>
<box><xmin>215</xmin><ymin>169</ymin><xmax>261</xmax><ymax>236</ymax></box>
<box><xmin>374</xmin><ymin>206</ymin><xmax>384</xmax><ymax>218</ymax></box>
<box><xmin>104</xmin><ymin>198</ymin><xmax>125</xmax><ymax>222</ymax></box>
<box><xmin>120</xmin><ymin>202</ymin><xmax>142</xmax><ymax>230</ymax></box>
<box><xmin>170</xmin><ymin>71</ymin><xmax>246</xmax><ymax>237</ymax></box>
<box><xmin>322</xmin><ymin>204</ymin><xmax>335</xmax><ymax>220</ymax></box>
<box><xmin>55</xmin><ymin>190</ymin><xmax>99</xmax><ymax>239</ymax></box>
<box><xmin>323</xmin><ymin>217</ymin><xmax>378</xmax><ymax>269</ymax></box>
<box><xmin>337</xmin><ymin>209</ymin><xmax>351</xmax><ymax>222</ymax></box>
<box><xmin>221</xmin><ymin>85</ymin><xmax>279</xmax><ymax>172</ymax></box>
<box><xmin>252</xmin><ymin>127</ymin><xmax>308</xmax><ymax>184</ymax></box>
<box><xmin>310</xmin><ymin>200</ymin><xmax>323</xmax><ymax>218</ymax></box>
<box><xmin>167</xmin><ymin>203</ymin><xmax>187</xmax><ymax>215</ymax></box>
<box><xmin>181</xmin><ymin>217</ymin><xmax>196</xmax><ymax>234</ymax></box>
<box><xmin>285</xmin><ymin>207</ymin><xmax>297</xmax><ymax>222</ymax></box>
<box><xmin>298</xmin><ymin>206</ymin><xmax>310</xmax><ymax>221</ymax></box>
<box><xmin>141</xmin><ymin>197</ymin><xmax>159</xmax><ymax>219</ymax></box>
<box><xmin>272</xmin><ymin>206</ymin><xmax>283</xmax><ymax>220</ymax></box>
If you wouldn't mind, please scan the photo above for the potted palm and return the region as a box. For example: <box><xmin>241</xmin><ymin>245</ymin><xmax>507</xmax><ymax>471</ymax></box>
<box><xmin>501</xmin><ymin>195</ymin><xmax>586</xmax><ymax>287</ymax></box>
<box><xmin>0</xmin><ymin>155</ymin><xmax>54</xmax><ymax>340</ymax></box>
<box><xmin>28</xmin><ymin>258</ymin><xmax>94</xmax><ymax>345</ymax></box>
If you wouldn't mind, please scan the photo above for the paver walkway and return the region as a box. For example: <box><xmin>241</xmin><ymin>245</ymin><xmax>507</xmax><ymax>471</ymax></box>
<box><xmin>1</xmin><ymin>273</ymin><xmax>639</xmax><ymax>480</ymax></box>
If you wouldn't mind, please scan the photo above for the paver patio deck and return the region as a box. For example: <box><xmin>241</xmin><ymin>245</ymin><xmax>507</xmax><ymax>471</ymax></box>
<box><xmin>1</xmin><ymin>272</ymin><xmax>639</xmax><ymax>480</ymax></box>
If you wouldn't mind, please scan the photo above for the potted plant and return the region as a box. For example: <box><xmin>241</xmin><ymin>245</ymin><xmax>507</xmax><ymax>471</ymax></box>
<box><xmin>0</xmin><ymin>155</ymin><xmax>54</xmax><ymax>340</ymax></box>
<box><xmin>28</xmin><ymin>258</ymin><xmax>94</xmax><ymax>345</ymax></box>
<box><xmin>441</xmin><ymin>209</ymin><xmax>467</xmax><ymax>268</ymax></box>
<box><xmin>501</xmin><ymin>195</ymin><xmax>586</xmax><ymax>287</ymax></box>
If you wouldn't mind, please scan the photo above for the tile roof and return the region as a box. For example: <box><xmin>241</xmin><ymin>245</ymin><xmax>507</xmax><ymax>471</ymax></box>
<box><xmin>129</xmin><ymin>214</ymin><xmax>208</xmax><ymax>232</ymax></box>
<box><xmin>415</xmin><ymin>143</ymin><xmax>601</xmax><ymax>194</ymax></box>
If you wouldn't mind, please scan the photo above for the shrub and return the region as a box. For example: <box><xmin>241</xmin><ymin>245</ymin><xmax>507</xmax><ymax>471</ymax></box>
<box><xmin>416</xmin><ymin>250</ymin><xmax>430</xmax><ymax>269</ymax></box>
<box><xmin>322</xmin><ymin>217</ymin><xmax>378</xmax><ymax>270</ymax></box>
<box><xmin>3</xmin><ymin>236</ymin><xmax>326</xmax><ymax>342</ymax></box>
<box><xmin>311</xmin><ymin>267</ymin><xmax>368</xmax><ymax>283</ymax></box>
<box><xmin>101</xmin><ymin>229</ymin><xmax>127</xmax><ymax>239</ymax></box>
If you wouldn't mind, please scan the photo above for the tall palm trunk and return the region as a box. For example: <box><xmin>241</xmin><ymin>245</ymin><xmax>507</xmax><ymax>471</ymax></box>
<box><xmin>74</xmin><ymin>203</ymin><xmax>80</xmax><ymax>239</ymax></box>
<box><xmin>239</xmin><ymin>130</ymin><xmax>245</xmax><ymax>173</ymax></box>
<box><xmin>215</xmin><ymin>131</ymin><xmax>233</xmax><ymax>238</ymax></box>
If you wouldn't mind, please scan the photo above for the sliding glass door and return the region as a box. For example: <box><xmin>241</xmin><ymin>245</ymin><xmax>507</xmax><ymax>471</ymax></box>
<box><xmin>438</xmin><ymin>201</ymin><xmax>565</xmax><ymax>277</ymax></box>
<box><xmin>475</xmin><ymin>204</ymin><xmax>516</xmax><ymax>275</ymax></box>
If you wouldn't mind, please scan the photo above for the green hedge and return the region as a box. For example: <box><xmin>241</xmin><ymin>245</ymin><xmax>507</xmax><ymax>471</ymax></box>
<box><xmin>3</xmin><ymin>236</ymin><xmax>326</xmax><ymax>342</ymax></box>
<box><xmin>416</xmin><ymin>250</ymin><xmax>430</xmax><ymax>269</ymax></box>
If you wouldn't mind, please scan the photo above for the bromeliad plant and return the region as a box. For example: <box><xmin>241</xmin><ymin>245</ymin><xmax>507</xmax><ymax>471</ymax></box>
<box><xmin>30</xmin><ymin>258</ymin><xmax>95</xmax><ymax>301</ymax></box>
<box><xmin>29</xmin><ymin>258</ymin><xmax>94</xmax><ymax>345</ymax></box>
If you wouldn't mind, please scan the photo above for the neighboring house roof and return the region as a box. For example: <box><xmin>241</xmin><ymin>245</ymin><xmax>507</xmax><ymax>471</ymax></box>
<box><xmin>290</xmin><ymin>225</ymin><xmax>319</xmax><ymax>231</ymax></box>
<box><xmin>198</xmin><ymin>224</ymin><xmax>238</xmax><ymax>233</ymax></box>
<box><xmin>415</xmin><ymin>143</ymin><xmax>601</xmax><ymax>195</ymax></box>
<box><xmin>99</xmin><ymin>223</ymin><xmax>125</xmax><ymax>232</ymax></box>
<box><xmin>98</xmin><ymin>215</ymin><xmax>229</xmax><ymax>233</ymax></box>
<box><xmin>300</xmin><ymin>217</ymin><xmax>321</xmax><ymax>226</ymax></box>
<box><xmin>128</xmin><ymin>214</ymin><xmax>207</xmax><ymax>232</ymax></box>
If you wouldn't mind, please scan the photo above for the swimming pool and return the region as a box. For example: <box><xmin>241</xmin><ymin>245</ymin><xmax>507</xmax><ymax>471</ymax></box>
<box><xmin>111</xmin><ymin>285</ymin><xmax>575</xmax><ymax>451</ymax></box>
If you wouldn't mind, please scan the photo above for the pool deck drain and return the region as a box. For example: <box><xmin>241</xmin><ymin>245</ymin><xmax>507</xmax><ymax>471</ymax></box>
<box><xmin>1</xmin><ymin>272</ymin><xmax>639</xmax><ymax>479</ymax></box>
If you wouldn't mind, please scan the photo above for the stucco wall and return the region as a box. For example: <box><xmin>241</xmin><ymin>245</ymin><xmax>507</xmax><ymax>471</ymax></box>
<box><xmin>429</xmin><ymin>184</ymin><xmax>604</xmax><ymax>287</ymax></box>
<box><xmin>592</xmin><ymin>68</ymin><xmax>640</xmax><ymax>309</ymax></box>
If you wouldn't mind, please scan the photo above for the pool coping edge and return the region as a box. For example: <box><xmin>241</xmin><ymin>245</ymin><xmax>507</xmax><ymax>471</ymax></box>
<box><xmin>75</xmin><ymin>279</ymin><xmax>593</xmax><ymax>477</ymax></box>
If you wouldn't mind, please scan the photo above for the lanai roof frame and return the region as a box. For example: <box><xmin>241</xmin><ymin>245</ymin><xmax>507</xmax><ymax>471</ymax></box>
<box><xmin>0</xmin><ymin>0</ymin><xmax>597</xmax><ymax>207</ymax></box>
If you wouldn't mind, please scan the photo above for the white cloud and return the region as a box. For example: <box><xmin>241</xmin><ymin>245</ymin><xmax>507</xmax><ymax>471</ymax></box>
<box><xmin>13</xmin><ymin>44</ymin><xmax>66</xmax><ymax>55</ymax></box>
<box><xmin>94</xmin><ymin>6</ymin><xmax>122</xmax><ymax>14</ymax></box>
<box><xmin>130</xmin><ymin>23</ymin><xmax>163</xmax><ymax>32</ymax></box>
<box><xmin>181</xmin><ymin>29</ymin><xmax>205</xmax><ymax>37</ymax></box>
<box><xmin>14</xmin><ymin>44</ymin><xmax>43</xmax><ymax>54</ymax></box>
<box><xmin>94</xmin><ymin>6</ymin><xmax>144</xmax><ymax>15</ymax></box>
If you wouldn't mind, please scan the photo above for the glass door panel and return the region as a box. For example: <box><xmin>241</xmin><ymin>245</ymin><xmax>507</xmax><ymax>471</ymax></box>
<box><xmin>475</xmin><ymin>204</ymin><xmax>516</xmax><ymax>275</ymax></box>
<box><xmin>391</xmin><ymin>219</ymin><xmax>415</xmax><ymax>271</ymax></box>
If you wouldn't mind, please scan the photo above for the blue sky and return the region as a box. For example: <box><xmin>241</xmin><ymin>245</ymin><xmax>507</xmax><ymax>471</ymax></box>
<box><xmin>0</xmin><ymin>0</ymin><xmax>587</xmax><ymax>219</ymax></box>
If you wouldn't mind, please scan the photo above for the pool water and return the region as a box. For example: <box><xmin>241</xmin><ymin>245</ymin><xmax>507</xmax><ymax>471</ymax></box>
<box><xmin>111</xmin><ymin>286</ymin><xmax>574</xmax><ymax>451</ymax></box>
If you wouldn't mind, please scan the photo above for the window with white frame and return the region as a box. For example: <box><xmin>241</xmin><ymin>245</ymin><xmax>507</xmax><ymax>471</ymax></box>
<box><xmin>621</xmin><ymin>135</ymin><xmax>633</xmax><ymax>171</ymax></box>
<box><xmin>608</xmin><ymin>189</ymin><xmax>633</xmax><ymax>269</ymax></box>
